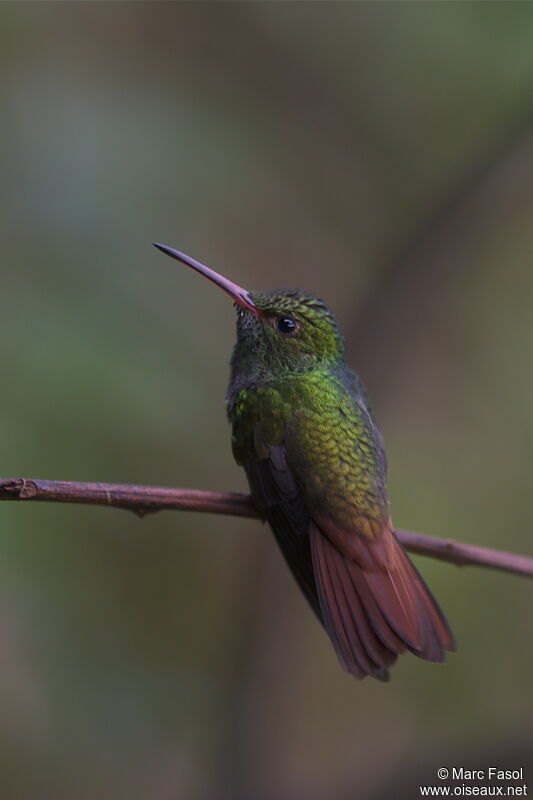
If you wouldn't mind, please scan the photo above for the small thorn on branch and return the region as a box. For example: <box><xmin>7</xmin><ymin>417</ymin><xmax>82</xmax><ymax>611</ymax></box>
<box><xmin>0</xmin><ymin>477</ymin><xmax>532</xmax><ymax>579</ymax></box>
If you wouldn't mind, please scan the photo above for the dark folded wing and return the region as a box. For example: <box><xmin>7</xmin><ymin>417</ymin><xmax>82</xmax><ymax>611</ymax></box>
<box><xmin>245</xmin><ymin>445</ymin><xmax>322</xmax><ymax>623</ymax></box>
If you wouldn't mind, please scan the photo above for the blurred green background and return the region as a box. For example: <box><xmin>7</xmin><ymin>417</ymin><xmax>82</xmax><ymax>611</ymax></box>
<box><xmin>1</xmin><ymin>2</ymin><xmax>533</xmax><ymax>798</ymax></box>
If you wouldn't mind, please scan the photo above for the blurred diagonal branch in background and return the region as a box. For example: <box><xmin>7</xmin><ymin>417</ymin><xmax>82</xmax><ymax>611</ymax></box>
<box><xmin>1</xmin><ymin>477</ymin><xmax>532</xmax><ymax>579</ymax></box>
<box><xmin>349</xmin><ymin>106</ymin><xmax>533</xmax><ymax>389</ymax></box>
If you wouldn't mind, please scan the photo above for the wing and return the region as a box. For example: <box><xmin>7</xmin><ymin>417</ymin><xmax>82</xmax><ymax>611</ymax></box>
<box><xmin>245</xmin><ymin>448</ymin><xmax>322</xmax><ymax>622</ymax></box>
<box><xmin>231</xmin><ymin>386</ymin><xmax>322</xmax><ymax>623</ymax></box>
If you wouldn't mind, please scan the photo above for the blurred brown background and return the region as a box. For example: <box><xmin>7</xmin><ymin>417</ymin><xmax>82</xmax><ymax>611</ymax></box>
<box><xmin>1</xmin><ymin>2</ymin><xmax>533</xmax><ymax>798</ymax></box>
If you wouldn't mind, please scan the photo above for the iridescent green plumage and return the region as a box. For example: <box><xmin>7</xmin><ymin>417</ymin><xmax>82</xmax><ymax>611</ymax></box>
<box><xmin>154</xmin><ymin>244</ymin><xmax>455</xmax><ymax>680</ymax></box>
<box><xmin>229</xmin><ymin>356</ymin><xmax>388</xmax><ymax>536</ymax></box>
<box><xmin>228</xmin><ymin>290</ymin><xmax>388</xmax><ymax>537</ymax></box>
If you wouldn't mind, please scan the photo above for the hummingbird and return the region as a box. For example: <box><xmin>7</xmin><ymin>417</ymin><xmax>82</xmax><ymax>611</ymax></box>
<box><xmin>154</xmin><ymin>243</ymin><xmax>455</xmax><ymax>680</ymax></box>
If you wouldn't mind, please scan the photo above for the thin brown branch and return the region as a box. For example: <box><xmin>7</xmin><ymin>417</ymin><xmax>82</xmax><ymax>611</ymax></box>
<box><xmin>1</xmin><ymin>477</ymin><xmax>532</xmax><ymax>579</ymax></box>
<box><xmin>0</xmin><ymin>478</ymin><xmax>256</xmax><ymax>519</ymax></box>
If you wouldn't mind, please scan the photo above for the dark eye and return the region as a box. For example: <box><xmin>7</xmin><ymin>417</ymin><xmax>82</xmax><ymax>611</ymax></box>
<box><xmin>276</xmin><ymin>315</ymin><xmax>298</xmax><ymax>336</ymax></box>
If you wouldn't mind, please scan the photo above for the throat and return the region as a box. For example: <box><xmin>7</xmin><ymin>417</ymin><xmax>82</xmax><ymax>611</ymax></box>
<box><xmin>228</xmin><ymin>353</ymin><xmax>316</xmax><ymax>394</ymax></box>
<box><xmin>226</xmin><ymin>361</ymin><xmax>342</xmax><ymax>419</ymax></box>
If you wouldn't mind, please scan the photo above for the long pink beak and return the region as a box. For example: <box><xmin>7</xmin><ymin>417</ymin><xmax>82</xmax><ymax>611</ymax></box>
<box><xmin>153</xmin><ymin>243</ymin><xmax>257</xmax><ymax>312</ymax></box>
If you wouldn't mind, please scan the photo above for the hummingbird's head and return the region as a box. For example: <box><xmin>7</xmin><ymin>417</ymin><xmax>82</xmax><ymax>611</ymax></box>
<box><xmin>153</xmin><ymin>243</ymin><xmax>344</xmax><ymax>378</ymax></box>
<box><xmin>239</xmin><ymin>288</ymin><xmax>344</xmax><ymax>371</ymax></box>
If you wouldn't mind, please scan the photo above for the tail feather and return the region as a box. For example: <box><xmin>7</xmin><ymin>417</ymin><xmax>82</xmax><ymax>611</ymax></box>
<box><xmin>335</xmin><ymin>556</ymin><xmax>398</xmax><ymax>673</ymax></box>
<box><xmin>404</xmin><ymin>553</ymin><xmax>456</xmax><ymax>660</ymax></box>
<box><xmin>310</xmin><ymin>523</ymin><xmax>455</xmax><ymax>679</ymax></box>
<box><xmin>311</xmin><ymin>527</ymin><xmax>362</xmax><ymax>675</ymax></box>
<box><xmin>315</xmin><ymin>535</ymin><xmax>387</xmax><ymax>679</ymax></box>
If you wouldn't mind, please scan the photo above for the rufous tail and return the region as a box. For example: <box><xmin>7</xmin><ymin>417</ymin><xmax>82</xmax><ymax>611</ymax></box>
<box><xmin>309</xmin><ymin>523</ymin><xmax>455</xmax><ymax>681</ymax></box>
